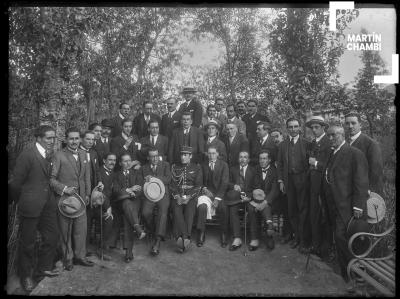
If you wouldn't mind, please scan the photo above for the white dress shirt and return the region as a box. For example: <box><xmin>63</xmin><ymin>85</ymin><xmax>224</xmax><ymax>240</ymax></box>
<box><xmin>349</xmin><ymin>131</ymin><xmax>362</xmax><ymax>145</ymax></box>
<box><xmin>36</xmin><ymin>142</ymin><xmax>46</xmax><ymax>159</ymax></box>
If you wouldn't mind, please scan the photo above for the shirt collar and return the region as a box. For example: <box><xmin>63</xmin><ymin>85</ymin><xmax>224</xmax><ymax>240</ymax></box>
<box><xmin>186</xmin><ymin>100</ymin><xmax>192</xmax><ymax>106</ymax></box>
<box><xmin>169</xmin><ymin>110</ymin><xmax>176</xmax><ymax>116</ymax></box>
<box><xmin>119</xmin><ymin>112</ymin><xmax>125</xmax><ymax>120</ymax></box>
<box><xmin>350</xmin><ymin>131</ymin><xmax>362</xmax><ymax>144</ymax></box>
<box><xmin>228</xmin><ymin>116</ymin><xmax>237</xmax><ymax>122</ymax></box>
<box><xmin>290</xmin><ymin>135</ymin><xmax>299</xmax><ymax>144</ymax></box>
<box><xmin>240</xmin><ymin>164</ymin><xmax>248</xmax><ymax>171</ymax></box>
<box><xmin>261</xmin><ymin>134</ymin><xmax>269</xmax><ymax>143</ymax></box>
<box><xmin>66</xmin><ymin>146</ymin><xmax>78</xmax><ymax>155</ymax></box>
<box><xmin>122</xmin><ymin>132</ymin><xmax>130</xmax><ymax>140</ymax></box>
<box><xmin>333</xmin><ymin>140</ymin><xmax>346</xmax><ymax>155</ymax></box>
<box><xmin>103</xmin><ymin>165</ymin><xmax>112</xmax><ymax>173</ymax></box>
<box><xmin>35</xmin><ymin>142</ymin><xmax>46</xmax><ymax>158</ymax></box>
<box><xmin>315</xmin><ymin>132</ymin><xmax>326</xmax><ymax>143</ymax></box>
<box><xmin>262</xmin><ymin>165</ymin><xmax>270</xmax><ymax>171</ymax></box>
<box><xmin>79</xmin><ymin>145</ymin><xmax>89</xmax><ymax>152</ymax></box>
<box><xmin>208</xmin><ymin>136</ymin><xmax>216</xmax><ymax>143</ymax></box>
<box><xmin>101</xmin><ymin>136</ymin><xmax>108</xmax><ymax>143</ymax></box>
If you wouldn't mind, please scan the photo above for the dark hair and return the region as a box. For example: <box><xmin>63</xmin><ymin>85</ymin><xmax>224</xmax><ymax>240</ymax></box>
<box><xmin>259</xmin><ymin>149</ymin><xmax>272</xmax><ymax>159</ymax></box>
<box><xmin>286</xmin><ymin>117</ymin><xmax>301</xmax><ymax>127</ymax></box>
<box><xmin>257</xmin><ymin>121</ymin><xmax>270</xmax><ymax>132</ymax></box>
<box><xmin>206</xmin><ymin>104</ymin><xmax>216</xmax><ymax>112</ymax></box>
<box><xmin>148</xmin><ymin>119</ymin><xmax>160</xmax><ymax>128</ymax></box>
<box><xmin>104</xmin><ymin>152</ymin><xmax>117</xmax><ymax>160</ymax></box>
<box><xmin>80</xmin><ymin>130</ymin><xmax>95</xmax><ymax>139</ymax></box>
<box><xmin>120</xmin><ymin>152</ymin><xmax>132</xmax><ymax>160</ymax></box>
<box><xmin>236</xmin><ymin>100</ymin><xmax>246</xmax><ymax>106</ymax></box>
<box><xmin>34</xmin><ymin>125</ymin><xmax>55</xmax><ymax>138</ymax></box>
<box><xmin>270</xmin><ymin>128</ymin><xmax>283</xmax><ymax>135</ymax></box>
<box><xmin>88</xmin><ymin>122</ymin><xmax>101</xmax><ymax>131</ymax></box>
<box><xmin>215</xmin><ymin>98</ymin><xmax>224</xmax><ymax>104</ymax></box>
<box><xmin>143</xmin><ymin>101</ymin><xmax>153</xmax><ymax>108</ymax></box>
<box><xmin>181</xmin><ymin>111</ymin><xmax>192</xmax><ymax>119</ymax></box>
<box><xmin>119</xmin><ymin>102</ymin><xmax>130</xmax><ymax>109</ymax></box>
<box><xmin>147</xmin><ymin>146</ymin><xmax>159</xmax><ymax>155</ymax></box>
<box><xmin>122</xmin><ymin>118</ymin><xmax>133</xmax><ymax>126</ymax></box>
<box><xmin>247</xmin><ymin>99</ymin><xmax>257</xmax><ymax>106</ymax></box>
<box><xmin>65</xmin><ymin>127</ymin><xmax>81</xmax><ymax>138</ymax></box>
<box><xmin>239</xmin><ymin>150</ymin><xmax>250</xmax><ymax>157</ymax></box>
<box><xmin>226</xmin><ymin>103</ymin><xmax>235</xmax><ymax>111</ymax></box>
<box><xmin>344</xmin><ymin>111</ymin><xmax>361</xmax><ymax>122</ymax></box>
<box><xmin>207</xmin><ymin>145</ymin><xmax>219</xmax><ymax>153</ymax></box>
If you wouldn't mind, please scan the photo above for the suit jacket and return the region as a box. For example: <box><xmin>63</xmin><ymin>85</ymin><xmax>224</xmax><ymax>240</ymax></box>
<box><xmin>309</xmin><ymin>134</ymin><xmax>331</xmax><ymax>194</ymax></box>
<box><xmin>110</xmin><ymin>115</ymin><xmax>125</xmax><ymax>138</ymax></box>
<box><xmin>204</xmin><ymin>137</ymin><xmax>227</xmax><ymax>162</ymax></box>
<box><xmin>80</xmin><ymin>146</ymin><xmax>100</xmax><ymax>190</ymax></box>
<box><xmin>228</xmin><ymin>165</ymin><xmax>257</xmax><ymax>195</ymax></box>
<box><xmin>93</xmin><ymin>137</ymin><xmax>111</xmax><ymax>166</ymax></box>
<box><xmin>254</xmin><ymin>165</ymin><xmax>279</xmax><ymax>204</ymax></box>
<box><xmin>216</xmin><ymin>113</ymin><xmax>228</xmax><ymax>128</ymax></box>
<box><xmin>202</xmin><ymin>159</ymin><xmax>229</xmax><ymax>199</ymax></box>
<box><xmin>242</xmin><ymin>112</ymin><xmax>270</xmax><ymax>141</ymax></box>
<box><xmin>351</xmin><ymin>133</ymin><xmax>383</xmax><ymax>194</ymax></box>
<box><xmin>50</xmin><ymin>148</ymin><xmax>91</xmax><ymax>201</ymax></box>
<box><xmin>277</xmin><ymin>136</ymin><xmax>311</xmax><ymax>188</ymax></box>
<box><xmin>168</xmin><ymin>126</ymin><xmax>205</xmax><ymax>164</ymax></box>
<box><xmin>139</xmin><ymin>134</ymin><xmax>169</xmax><ymax>163</ymax></box>
<box><xmin>222</xmin><ymin>116</ymin><xmax>246</xmax><ymax>136</ymax></box>
<box><xmin>10</xmin><ymin>145</ymin><xmax>54</xmax><ymax>217</ymax></box>
<box><xmin>249</xmin><ymin>134</ymin><xmax>278</xmax><ymax>165</ymax></box>
<box><xmin>98</xmin><ymin>166</ymin><xmax>115</xmax><ymax>209</ymax></box>
<box><xmin>160</xmin><ymin>110</ymin><xmax>181</xmax><ymax>138</ymax></box>
<box><xmin>112</xmin><ymin>168</ymin><xmax>144</xmax><ymax>200</ymax></box>
<box><xmin>324</xmin><ymin>143</ymin><xmax>369</xmax><ymax>225</ymax></box>
<box><xmin>140</xmin><ymin>161</ymin><xmax>171</xmax><ymax>199</ymax></box>
<box><xmin>133</xmin><ymin>113</ymin><xmax>162</xmax><ymax>139</ymax></box>
<box><xmin>224</xmin><ymin>133</ymin><xmax>250</xmax><ymax>167</ymax></box>
<box><xmin>178</xmin><ymin>99</ymin><xmax>203</xmax><ymax>128</ymax></box>
<box><xmin>109</xmin><ymin>134</ymin><xmax>140</xmax><ymax>169</ymax></box>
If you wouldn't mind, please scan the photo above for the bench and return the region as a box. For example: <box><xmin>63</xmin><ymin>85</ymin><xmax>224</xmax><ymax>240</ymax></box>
<box><xmin>347</xmin><ymin>225</ymin><xmax>395</xmax><ymax>296</ymax></box>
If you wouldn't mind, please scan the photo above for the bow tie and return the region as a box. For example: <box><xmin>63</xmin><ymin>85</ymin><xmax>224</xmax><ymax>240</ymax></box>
<box><xmin>123</xmin><ymin>170</ymin><xmax>129</xmax><ymax>176</ymax></box>
<box><xmin>262</xmin><ymin>168</ymin><xmax>268</xmax><ymax>173</ymax></box>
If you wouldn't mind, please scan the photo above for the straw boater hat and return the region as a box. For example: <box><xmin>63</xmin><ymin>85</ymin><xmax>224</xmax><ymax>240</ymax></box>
<box><xmin>181</xmin><ymin>87</ymin><xmax>197</xmax><ymax>94</ymax></box>
<box><xmin>366</xmin><ymin>192</ymin><xmax>386</xmax><ymax>224</ymax></box>
<box><xmin>204</xmin><ymin>119</ymin><xmax>221</xmax><ymax>131</ymax></box>
<box><xmin>144</xmin><ymin>177</ymin><xmax>165</xmax><ymax>202</ymax></box>
<box><xmin>58</xmin><ymin>193</ymin><xmax>86</xmax><ymax>218</ymax></box>
<box><xmin>305</xmin><ymin>115</ymin><xmax>328</xmax><ymax>128</ymax></box>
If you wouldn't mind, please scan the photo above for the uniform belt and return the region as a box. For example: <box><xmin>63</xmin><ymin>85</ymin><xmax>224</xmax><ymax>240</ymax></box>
<box><xmin>181</xmin><ymin>185</ymin><xmax>194</xmax><ymax>189</ymax></box>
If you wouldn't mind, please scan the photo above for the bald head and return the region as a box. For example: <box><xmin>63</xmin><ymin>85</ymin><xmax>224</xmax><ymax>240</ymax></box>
<box><xmin>226</xmin><ymin>122</ymin><xmax>238</xmax><ymax>137</ymax></box>
<box><xmin>327</xmin><ymin>125</ymin><xmax>345</xmax><ymax>148</ymax></box>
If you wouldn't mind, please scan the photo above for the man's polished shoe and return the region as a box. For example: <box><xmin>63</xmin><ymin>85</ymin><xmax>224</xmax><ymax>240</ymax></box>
<box><xmin>266</xmin><ymin>236</ymin><xmax>275</xmax><ymax>251</ymax></box>
<box><xmin>21</xmin><ymin>276</ymin><xmax>36</xmax><ymax>293</ymax></box>
<box><xmin>220</xmin><ymin>233</ymin><xmax>228</xmax><ymax>248</ymax></box>
<box><xmin>183</xmin><ymin>238</ymin><xmax>191</xmax><ymax>251</ymax></box>
<box><xmin>124</xmin><ymin>251</ymin><xmax>134</xmax><ymax>263</ymax></box>
<box><xmin>64</xmin><ymin>260</ymin><xmax>74</xmax><ymax>271</ymax></box>
<box><xmin>150</xmin><ymin>239</ymin><xmax>161</xmax><ymax>256</ymax></box>
<box><xmin>229</xmin><ymin>243</ymin><xmax>242</xmax><ymax>251</ymax></box>
<box><xmin>176</xmin><ymin>236</ymin><xmax>184</xmax><ymax>252</ymax></box>
<box><xmin>289</xmin><ymin>239</ymin><xmax>299</xmax><ymax>249</ymax></box>
<box><xmin>73</xmin><ymin>258</ymin><xmax>94</xmax><ymax>267</ymax></box>
<box><xmin>196</xmin><ymin>230</ymin><xmax>205</xmax><ymax>247</ymax></box>
<box><xmin>249</xmin><ymin>239</ymin><xmax>259</xmax><ymax>251</ymax></box>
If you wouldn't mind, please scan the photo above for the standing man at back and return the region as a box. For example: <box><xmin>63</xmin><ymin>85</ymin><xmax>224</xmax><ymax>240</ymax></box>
<box><xmin>344</xmin><ymin>112</ymin><xmax>384</xmax><ymax>194</ymax></box>
<box><xmin>215</xmin><ymin>98</ymin><xmax>228</xmax><ymax>129</ymax></box>
<box><xmin>160</xmin><ymin>97</ymin><xmax>181</xmax><ymax>139</ymax></box>
<box><xmin>93</xmin><ymin>119</ymin><xmax>113</xmax><ymax>166</ymax></box>
<box><xmin>224</xmin><ymin>122</ymin><xmax>249</xmax><ymax>167</ymax></box>
<box><xmin>178</xmin><ymin>87</ymin><xmax>203</xmax><ymax>128</ymax></box>
<box><xmin>277</xmin><ymin>117</ymin><xmax>311</xmax><ymax>254</ymax></box>
<box><xmin>242</xmin><ymin>100</ymin><xmax>270</xmax><ymax>143</ymax></box>
<box><xmin>133</xmin><ymin>101</ymin><xmax>161</xmax><ymax>139</ymax></box>
<box><xmin>110</xmin><ymin>102</ymin><xmax>131</xmax><ymax>138</ymax></box>
<box><xmin>9</xmin><ymin>125</ymin><xmax>60</xmax><ymax>293</ymax></box>
<box><xmin>249</xmin><ymin>122</ymin><xmax>277</xmax><ymax>166</ymax></box>
<box><xmin>223</xmin><ymin>104</ymin><xmax>246</xmax><ymax>136</ymax></box>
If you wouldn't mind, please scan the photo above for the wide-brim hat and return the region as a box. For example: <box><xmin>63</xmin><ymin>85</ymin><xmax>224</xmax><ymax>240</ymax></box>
<box><xmin>181</xmin><ymin>86</ymin><xmax>197</xmax><ymax>94</ymax></box>
<box><xmin>366</xmin><ymin>192</ymin><xmax>386</xmax><ymax>224</ymax></box>
<box><xmin>252</xmin><ymin>189</ymin><xmax>266</xmax><ymax>203</ymax></box>
<box><xmin>347</xmin><ymin>216</ymin><xmax>372</xmax><ymax>255</ymax></box>
<box><xmin>180</xmin><ymin>146</ymin><xmax>193</xmax><ymax>154</ymax></box>
<box><xmin>90</xmin><ymin>188</ymin><xmax>105</xmax><ymax>207</ymax></box>
<box><xmin>101</xmin><ymin>118</ymin><xmax>114</xmax><ymax>128</ymax></box>
<box><xmin>144</xmin><ymin>177</ymin><xmax>165</xmax><ymax>202</ymax></box>
<box><xmin>225</xmin><ymin>190</ymin><xmax>243</xmax><ymax>206</ymax></box>
<box><xmin>204</xmin><ymin>119</ymin><xmax>221</xmax><ymax>130</ymax></box>
<box><xmin>305</xmin><ymin>115</ymin><xmax>328</xmax><ymax>128</ymax></box>
<box><xmin>58</xmin><ymin>193</ymin><xmax>86</xmax><ymax>218</ymax></box>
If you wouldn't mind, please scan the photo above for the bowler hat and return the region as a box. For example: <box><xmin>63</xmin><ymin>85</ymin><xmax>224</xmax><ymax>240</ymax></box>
<box><xmin>366</xmin><ymin>192</ymin><xmax>386</xmax><ymax>224</ymax></box>
<box><xmin>252</xmin><ymin>189</ymin><xmax>266</xmax><ymax>203</ymax></box>
<box><xmin>180</xmin><ymin>146</ymin><xmax>193</xmax><ymax>154</ymax></box>
<box><xmin>305</xmin><ymin>115</ymin><xmax>328</xmax><ymax>128</ymax></box>
<box><xmin>144</xmin><ymin>177</ymin><xmax>165</xmax><ymax>202</ymax></box>
<box><xmin>181</xmin><ymin>87</ymin><xmax>197</xmax><ymax>94</ymax></box>
<box><xmin>101</xmin><ymin>118</ymin><xmax>114</xmax><ymax>128</ymax></box>
<box><xmin>204</xmin><ymin>119</ymin><xmax>221</xmax><ymax>131</ymax></box>
<box><xmin>347</xmin><ymin>216</ymin><xmax>372</xmax><ymax>256</ymax></box>
<box><xmin>58</xmin><ymin>194</ymin><xmax>86</xmax><ymax>218</ymax></box>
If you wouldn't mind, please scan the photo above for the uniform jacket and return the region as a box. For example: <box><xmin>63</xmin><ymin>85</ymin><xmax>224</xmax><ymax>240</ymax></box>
<box><xmin>10</xmin><ymin>145</ymin><xmax>54</xmax><ymax>217</ymax></box>
<box><xmin>133</xmin><ymin>113</ymin><xmax>162</xmax><ymax>139</ymax></box>
<box><xmin>50</xmin><ymin>148</ymin><xmax>91</xmax><ymax>200</ymax></box>
<box><xmin>170</xmin><ymin>163</ymin><xmax>203</xmax><ymax>198</ymax></box>
<box><xmin>201</xmin><ymin>159</ymin><xmax>229</xmax><ymax>199</ymax></box>
<box><xmin>351</xmin><ymin>133</ymin><xmax>383</xmax><ymax>194</ymax></box>
<box><xmin>168</xmin><ymin>126</ymin><xmax>205</xmax><ymax>164</ymax></box>
<box><xmin>242</xmin><ymin>112</ymin><xmax>270</xmax><ymax>141</ymax></box>
<box><xmin>204</xmin><ymin>136</ymin><xmax>227</xmax><ymax>162</ymax></box>
<box><xmin>277</xmin><ymin>136</ymin><xmax>311</xmax><ymax>188</ymax></box>
<box><xmin>139</xmin><ymin>134</ymin><xmax>169</xmax><ymax>163</ymax></box>
<box><xmin>140</xmin><ymin>161</ymin><xmax>171</xmax><ymax>199</ymax></box>
<box><xmin>228</xmin><ymin>164</ymin><xmax>257</xmax><ymax>195</ymax></box>
<box><xmin>254</xmin><ymin>164</ymin><xmax>279</xmax><ymax>204</ymax></box>
<box><xmin>160</xmin><ymin>110</ymin><xmax>181</xmax><ymax>138</ymax></box>
<box><xmin>178</xmin><ymin>99</ymin><xmax>203</xmax><ymax>128</ymax></box>
<box><xmin>249</xmin><ymin>134</ymin><xmax>278</xmax><ymax>165</ymax></box>
<box><xmin>324</xmin><ymin>143</ymin><xmax>369</xmax><ymax>225</ymax></box>
<box><xmin>224</xmin><ymin>133</ymin><xmax>250</xmax><ymax>167</ymax></box>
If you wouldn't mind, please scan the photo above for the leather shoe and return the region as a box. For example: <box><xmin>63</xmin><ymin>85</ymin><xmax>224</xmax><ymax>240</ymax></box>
<box><xmin>183</xmin><ymin>238</ymin><xmax>191</xmax><ymax>251</ymax></box>
<box><xmin>73</xmin><ymin>258</ymin><xmax>94</xmax><ymax>267</ymax></box>
<box><xmin>289</xmin><ymin>239</ymin><xmax>299</xmax><ymax>249</ymax></box>
<box><xmin>21</xmin><ymin>276</ymin><xmax>36</xmax><ymax>293</ymax></box>
<box><xmin>150</xmin><ymin>239</ymin><xmax>161</xmax><ymax>256</ymax></box>
<box><xmin>249</xmin><ymin>245</ymin><xmax>258</xmax><ymax>251</ymax></box>
<box><xmin>124</xmin><ymin>251</ymin><xmax>133</xmax><ymax>263</ymax></box>
<box><xmin>64</xmin><ymin>260</ymin><xmax>74</xmax><ymax>271</ymax></box>
<box><xmin>220</xmin><ymin>233</ymin><xmax>228</xmax><ymax>248</ymax></box>
<box><xmin>266</xmin><ymin>236</ymin><xmax>275</xmax><ymax>251</ymax></box>
<box><xmin>196</xmin><ymin>231</ymin><xmax>205</xmax><ymax>247</ymax></box>
<box><xmin>229</xmin><ymin>243</ymin><xmax>242</xmax><ymax>251</ymax></box>
<box><xmin>176</xmin><ymin>236</ymin><xmax>184</xmax><ymax>252</ymax></box>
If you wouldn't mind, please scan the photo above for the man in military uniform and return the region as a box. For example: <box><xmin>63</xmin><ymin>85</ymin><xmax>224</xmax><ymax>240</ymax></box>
<box><xmin>170</xmin><ymin>146</ymin><xmax>203</xmax><ymax>253</ymax></box>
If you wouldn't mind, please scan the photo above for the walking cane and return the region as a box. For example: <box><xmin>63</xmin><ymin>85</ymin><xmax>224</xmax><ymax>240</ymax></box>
<box><xmin>100</xmin><ymin>206</ymin><xmax>103</xmax><ymax>261</ymax></box>
<box><xmin>243</xmin><ymin>202</ymin><xmax>248</xmax><ymax>257</ymax></box>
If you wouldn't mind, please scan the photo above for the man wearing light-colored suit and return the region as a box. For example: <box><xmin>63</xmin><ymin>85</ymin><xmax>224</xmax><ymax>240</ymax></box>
<box><xmin>223</xmin><ymin>104</ymin><xmax>246</xmax><ymax>136</ymax></box>
<box><xmin>224</xmin><ymin>122</ymin><xmax>249</xmax><ymax>167</ymax></box>
<box><xmin>50</xmin><ymin>127</ymin><xmax>93</xmax><ymax>270</ymax></box>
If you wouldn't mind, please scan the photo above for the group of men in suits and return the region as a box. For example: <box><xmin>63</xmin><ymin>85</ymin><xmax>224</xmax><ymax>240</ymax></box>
<box><xmin>10</xmin><ymin>85</ymin><xmax>384</xmax><ymax>292</ymax></box>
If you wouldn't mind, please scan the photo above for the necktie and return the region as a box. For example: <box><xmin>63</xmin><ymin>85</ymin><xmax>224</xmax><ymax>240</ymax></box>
<box><xmin>208</xmin><ymin>138</ymin><xmax>212</xmax><ymax>144</ymax></box>
<box><xmin>239</xmin><ymin>167</ymin><xmax>245</xmax><ymax>188</ymax></box>
<box><xmin>169</xmin><ymin>112</ymin><xmax>172</xmax><ymax>119</ymax></box>
<box><xmin>124</xmin><ymin>170</ymin><xmax>128</xmax><ymax>176</ymax></box>
<box><xmin>260</xmin><ymin>139</ymin><xmax>263</xmax><ymax>145</ymax></box>
<box><xmin>210</xmin><ymin>162</ymin><xmax>214</xmax><ymax>171</ymax></box>
<box><xmin>290</xmin><ymin>138</ymin><xmax>295</xmax><ymax>145</ymax></box>
<box><xmin>151</xmin><ymin>165</ymin><xmax>156</xmax><ymax>173</ymax></box>
<box><xmin>152</xmin><ymin>136</ymin><xmax>155</xmax><ymax>146</ymax></box>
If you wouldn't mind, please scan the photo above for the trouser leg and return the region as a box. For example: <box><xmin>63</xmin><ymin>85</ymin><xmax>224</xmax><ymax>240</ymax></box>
<box><xmin>72</xmin><ymin>212</ymin><xmax>87</xmax><ymax>260</ymax></box>
<box><xmin>334</xmin><ymin>215</ymin><xmax>351</xmax><ymax>280</ymax></box>
<box><xmin>229</xmin><ymin>205</ymin><xmax>241</xmax><ymax>238</ymax></box>
<box><xmin>155</xmin><ymin>196</ymin><xmax>170</xmax><ymax>239</ymax></box>
<box><xmin>293</xmin><ymin>173</ymin><xmax>309</xmax><ymax>247</ymax></box>
<box><xmin>18</xmin><ymin>217</ymin><xmax>39</xmax><ymax>278</ymax></box>
<box><xmin>287</xmin><ymin>174</ymin><xmax>299</xmax><ymax>242</ymax></box>
<box><xmin>261</xmin><ymin>204</ymin><xmax>272</xmax><ymax>222</ymax></box>
<box><xmin>85</xmin><ymin>206</ymin><xmax>94</xmax><ymax>249</ymax></box>
<box><xmin>122</xmin><ymin>199</ymin><xmax>142</xmax><ymax>228</ymax></box>
<box><xmin>172</xmin><ymin>199</ymin><xmax>186</xmax><ymax>238</ymax></box>
<box><xmin>106</xmin><ymin>203</ymin><xmax>122</xmax><ymax>247</ymax></box>
<box><xmin>142</xmin><ymin>200</ymin><xmax>156</xmax><ymax>234</ymax></box>
<box><xmin>196</xmin><ymin>203</ymin><xmax>207</xmax><ymax>231</ymax></box>
<box><xmin>183</xmin><ymin>198</ymin><xmax>197</xmax><ymax>238</ymax></box>
<box><xmin>247</xmin><ymin>205</ymin><xmax>259</xmax><ymax>240</ymax></box>
<box><xmin>217</xmin><ymin>201</ymin><xmax>229</xmax><ymax>234</ymax></box>
<box><xmin>57</xmin><ymin>212</ymin><xmax>74</xmax><ymax>262</ymax></box>
<box><xmin>123</xmin><ymin>215</ymin><xmax>134</xmax><ymax>252</ymax></box>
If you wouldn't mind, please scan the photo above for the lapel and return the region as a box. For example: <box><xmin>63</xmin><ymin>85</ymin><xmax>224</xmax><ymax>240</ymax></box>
<box><xmin>65</xmin><ymin>149</ymin><xmax>79</xmax><ymax>177</ymax></box>
<box><xmin>78</xmin><ymin>150</ymin><xmax>87</xmax><ymax>177</ymax></box>
<box><xmin>33</xmin><ymin>146</ymin><xmax>50</xmax><ymax>177</ymax></box>
<box><xmin>330</xmin><ymin>143</ymin><xmax>347</xmax><ymax>173</ymax></box>
<box><xmin>213</xmin><ymin>160</ymin><xmax>221</xmax><ymax>181</ymax></box>
<box><xmin>231</xmin><ymin>134</ymin><xmax>239</xmax><ymax>148</ymax></box>
<box><xmin>244</xmin><ymin>165</ymin><xmax>251</xmax><ymax>186</ymax></box>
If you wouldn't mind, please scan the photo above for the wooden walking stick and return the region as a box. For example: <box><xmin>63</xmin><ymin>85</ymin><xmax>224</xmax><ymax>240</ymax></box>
<box><xmin>100</xmin><ymin>206</ymin><xmax>103</xmax><ymax>261</ymax></box>
<box><xmin>243</xmin><ymin>203</ymin><xmax>248</xmax><ymax>257</ymax></box>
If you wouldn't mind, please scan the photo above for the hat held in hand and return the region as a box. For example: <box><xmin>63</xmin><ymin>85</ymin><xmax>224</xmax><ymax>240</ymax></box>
<box><xmin>58</xmin><ymin>193</ymin><xmax>86</xmax><ymax>218</ymax></box>
<box><xmin>91</xmin><ymin>186</ymin><xmax>105</xmax><ymax>207</ymax></box>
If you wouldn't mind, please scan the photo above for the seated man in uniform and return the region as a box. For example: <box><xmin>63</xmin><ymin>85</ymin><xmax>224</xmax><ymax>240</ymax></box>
<box><xmin>112</xmin><ymin>153</ymin><xmax>145</xmax><ymax>263</ymax></box>
<box><xmin>170</xmin><ymin>146</ymin><xmax>203</xmax><ymax>253</ymax></box>
<box><xmin>140</xmin><ymin>147</ymin><xmax>171</xmax><ymax>256</ymax></box>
